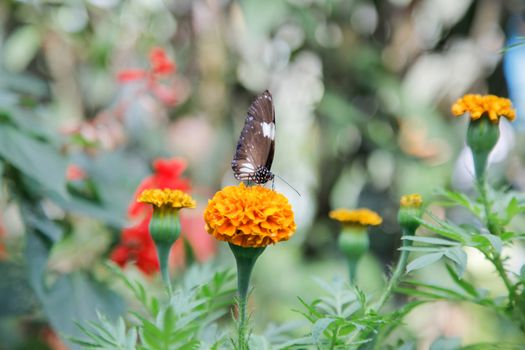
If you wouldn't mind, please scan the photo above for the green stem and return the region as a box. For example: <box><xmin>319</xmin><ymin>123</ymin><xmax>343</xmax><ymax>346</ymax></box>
<box><xmin>476</xmin><ymin>179</ymin><xmax>515</xmax><ymax>306</ymax></box>
<box><xmin>156</xmin><ymin>243</ymin><xmax>172</xmax><ymax>296</ymax></box>
<box><xmin>477</xmin><ymin>177</ymin><xmax>499</xmax><ymax>235</ymax></box>
<box><xmin>489</xmin><ymin>252</ymin><xmax>516</xmax><ymax>306</ymax></box>
<box><xmin>347</xmin><ymin>258</ymin><xmax>358</xmax><ymax>285</ymax></box>
<box><xmin>352</xmin><ymin>229</ymin><xmax>414</xmax><ymax>347</ymax></box>
<box><xmin>229</xmin><ymin>244</ymin><xmax>265</xmax><ymax>350</ymax></box>
<box><xmin>375</xmin><ymin>229</ymin><xmax>411</xmax><ymax>311</ymax></box>
<box><xmin>236</xmin><ymin>259</ymin><xmax>253</xmax><ymax>350</ymax></box>
<box><xmin>329</xmin><ymin>326</ymin><xmax>339</xmax><ymax>350</ymax></box>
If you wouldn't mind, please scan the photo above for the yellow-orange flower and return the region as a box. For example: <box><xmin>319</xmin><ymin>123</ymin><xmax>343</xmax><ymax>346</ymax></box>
<box><xmin>329</xmin><ymin>208</ymin><xmax>382</xmax><ymax>227</ymax></box>
<box><xmin>400</xmin><ymin>194</ymin><xmax>423</xmax><ymax>208</ymax></box>
<box><xmin>451</xmin><ymin>94</ymin><xmax>516</xmax><ymax>123</ymax></box>
<box><xmin>203</xmin><ymin>183</ymin><xmax>296</xmax><ymax>248</ymax></box>
<box><xmin>138</xmin><ymin>189</ymin><xmax>196</xmax><ymax>209</ymax></box>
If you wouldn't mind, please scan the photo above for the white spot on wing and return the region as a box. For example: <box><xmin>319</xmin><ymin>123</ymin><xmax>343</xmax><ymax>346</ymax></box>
<box><xmin>239</xmin><ymin>162</ymin><xmax>255</xmax><ymax>173</ymax></box>
<box><xmin>261</xmin><ymin>122</ymin><xmax>275</xmax><ymax>140</ymax></box>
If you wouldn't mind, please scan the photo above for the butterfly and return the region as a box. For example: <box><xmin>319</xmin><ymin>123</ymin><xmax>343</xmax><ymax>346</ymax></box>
<box><xmin>231</xmin><ymin>90</ymin><xmax>275</xmax><ymax>184</ymax></box>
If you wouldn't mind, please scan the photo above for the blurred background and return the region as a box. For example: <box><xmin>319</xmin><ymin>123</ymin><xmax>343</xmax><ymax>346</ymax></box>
<box><xmin>1</xmin><ymin>0</ymin><xmax>525</xmax><ymax>348</ymax></box>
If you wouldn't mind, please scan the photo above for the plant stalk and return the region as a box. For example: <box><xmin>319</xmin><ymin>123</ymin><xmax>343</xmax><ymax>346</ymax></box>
<box><xmin>375</xmin><ymin>229</ymin><xmax>411</xmax><ymax>311</ymax></box>
<box><xmin>347</xmin><ymin>257</ymin><xmax>358</xmax><ymax>285</ymax></box>
<box><xmin>229</xmin><ymin>244</ymin><xmax>265</xmax><ymax>350</ymax></box>
<box><xmin>476</xmin><ymin>178</ymin><xmax>515</xmax><ymax>306</ymax></box>
<box><xmin>156</xmin><ymin>243</ymin><xmax>172</xmax><ymax>296</ymax></box>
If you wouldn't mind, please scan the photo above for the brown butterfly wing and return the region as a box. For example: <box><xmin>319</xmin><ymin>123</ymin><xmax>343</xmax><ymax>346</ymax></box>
<box><xmin>231</xmin><ymin>90</ymin><xmax>275</xmax><ymax>182</ymax></box>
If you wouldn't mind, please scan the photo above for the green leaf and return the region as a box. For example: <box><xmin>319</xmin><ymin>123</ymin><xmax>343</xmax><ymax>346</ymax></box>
<box><xmin>43</xmin><ymin>273</ymin><xmax>124</xmax><ymax>348</ymax></box>
<box><xmin>3</xmin><ymin>25</ymin><xmax>41</xmax><ymax>72</ymax></box>
<box><xmin>0</xmin><ymin>262</ymin><xmax>38</xmax><ymax>316</ymax></box>
<box><xmin>443</xmin><ymin>247</ymin><xmax>467</xmax><ymax>278</ymax></box>
<box><xmin>49</xmin><ymin>193</ymin><xmax>127</xmax><ymax>228</ymax></box>
<box><xmin>248</xmin><ymin>335</ymin><xmax>271</xmax><ymax>350</ymax></box>
<box><xmin>0</xmin><ymin>125</ymin><xmax>67</xmax><ymax>197</ymax></box>
<box><xmin>22</xmin><ymin>203</ymin><xmax>63</xmax><ymax>242</ymax></box>
<box><xmin>402</xmin><ymin>236</ymin><xmax>459</xmax><ymax>246</ymax></box>
<box><xmin>403</xmin><ymin>280</ymin><xmax>470</xmax><ymax>301</ymax></box>
<box><xmin>26</xmin><ymin>232</ymin><xmax>124</xmax><ymax>349</ymax></box>
<box><xmin>0</xmin><ymin>160</ymin><xmax>4</xmax><ymax>190</ymax></box>
<box><xmin>406</xmin><ymin>252</ymin><xmax>444</xmax><ymax>272</ymax></box>
<box><xmin>0</xmin><ymin>105</ymin><xmax>54</xmax><ymax>141</ymax></box>
<box><xmin>312</xmin><ymin>318</ymin><xmax>335</xmax><ymax>344</ymax></box>
<box><xmin>416</xmin><ymin>214</ymin><xmax>469</xmax><ymax>243</ymax></box>
<box><xmin>445</xmin><ymin>265</ymin><xmax>479</xmax><ymax>298</ymax></box>
<box><xmin>0</xmin><ymin>71</ymin><xmax>48</xmax><ymax>97</ymax></box>
<box><xmin>502</xmin><ymin>196</ymin><xmax>525</xmax><ymax>225</ymax></box>
<box><xmin>437</xmin><ymin>189</ymin><xmax>481</xmax><ymax>216</ymax></box>
<box><xmin>472</xmin><ymin>233</ymin><xmax>502</xmax><ymax>253</ymax></box>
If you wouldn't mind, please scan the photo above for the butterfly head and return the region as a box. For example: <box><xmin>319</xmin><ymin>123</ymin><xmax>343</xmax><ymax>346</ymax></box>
<box><xmin>253</xmin><ymin>166</ymin><xmax>274</xmax><ymax>184</ymax></box>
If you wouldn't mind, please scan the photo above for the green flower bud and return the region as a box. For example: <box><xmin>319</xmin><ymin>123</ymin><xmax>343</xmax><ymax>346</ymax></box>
<box><xmin>398</xmin><ymin>194</ymin><xmax>423</xmax><ymax>234</ymax></box>
<box><xmin>149</xmin><ymin>206</ymin><xmax>182</xmax><ymax>245</ymax></box>
<box><xmin>338</xmin><ymin>226</ymin><xmax>370</xmax><ymax>259</ymax></box>
<box><xmin>466</xmin><ymin>117</ymin><xmax>500</xmax><ymax>181</ymax></box>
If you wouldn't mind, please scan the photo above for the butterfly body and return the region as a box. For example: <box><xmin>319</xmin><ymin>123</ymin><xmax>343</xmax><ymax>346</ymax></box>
<box><xmin>231</xmin><ymin>90</ymin><xmax>275</xmax><ymax>184</ymax></box>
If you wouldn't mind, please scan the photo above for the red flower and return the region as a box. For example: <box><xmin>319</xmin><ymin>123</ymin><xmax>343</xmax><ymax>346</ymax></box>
<box><xmin>110</xmin><ymin>218</ymin><xmax>159</xmax><ymax>274</ymax></box>
<box><xmin>116</xmin><ymin>47</ymin><xmax>178</xmax><ymax>107</ymax></box>
<box><xmin>117</xmin><ymin>47</ymin><xmax>176</xmax><ymax>83</ymax></box>
<box><xmin>150</xmin><ymin>47</ymin><xmax>176</xmax><ymax>75</ymax></box>
<box><xmin>66</xmin><ymin>164</ymin><xmax>87</xmax><ymax>181</ymax></box>
<box><xmin>117</xmin><ymin>69</ymin><xmax>148</xmax><ymax>82</ymax></box>
<box><xmin>111</xmin><ymin>157</ymin><xmax>215</xmax><ymax>275</ymax></box>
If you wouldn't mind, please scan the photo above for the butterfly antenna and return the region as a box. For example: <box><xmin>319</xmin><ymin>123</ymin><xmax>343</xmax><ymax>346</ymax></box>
<box><xmin>275</xmin><ymin>174</ymin><xmax>301</xmax><ymax>197</ymax></box>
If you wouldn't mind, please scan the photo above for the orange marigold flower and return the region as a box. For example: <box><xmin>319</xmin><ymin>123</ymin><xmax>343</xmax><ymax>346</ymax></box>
<box><xmin>203</xmin><ymin>183</ymin><xmax>296</xmax><ymax>248</ymax></box>
<box><xmin>138</xmin><ymin>189</ymin><xmax>196</xmax><ymax>209</ymax></box>
<box><xmin>451</xmin><ymin>94</ymin><xmax>516</xmax><ymax>123</ymax></box>
<box><xmin>400</xmin><ymin>194</ymin><xmax>423</xmax><ymax>208</ymax></box>
<box><xmin>329</xmin><ymin>208</ymin><xmax>382</xmax><ymax>227</ymax></box>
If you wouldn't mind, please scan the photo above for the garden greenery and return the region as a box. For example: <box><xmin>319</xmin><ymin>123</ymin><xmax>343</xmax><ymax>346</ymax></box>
<box><xmin>51</xmin><ymin>95</ymin><xmax>525</xmax><ymax>349</ymax></box>
<box><xmin>0</xmin><ymin>70</ymin><xmax>524</xmax><ymax>348</ymax></box>
<box><xmin>0</xmin><ymin>15</ymin><xmax>525</xmax><ymax>350</ymax></box>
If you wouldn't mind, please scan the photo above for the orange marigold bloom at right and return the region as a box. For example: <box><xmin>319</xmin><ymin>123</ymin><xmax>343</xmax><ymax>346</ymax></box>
<box><xmin>451</xmin><ymin>94</ymin><xmax>516</xmax><ymax>123</ymax></box>
<box><xmin>203</xmin><ymin>183</ymin><xmax>296</xmax><ymax>248</ymax></box>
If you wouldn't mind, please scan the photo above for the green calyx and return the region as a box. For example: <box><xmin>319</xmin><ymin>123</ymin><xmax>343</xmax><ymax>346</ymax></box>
<box><xmin>229</xmin><ymin>243</ymin><xmax>266</xmax><ymax>301</ymax></box>
<box><xmin>149</xmin><ymin>206</ymin><xmax>182</xmax><ymax>295</ymax></box>
<box><xmin>397</xmin><ymin>207</ymin><xmax>422</xmax><ymax>234</ymax></box>
<box><xmin>149</xmin><ymin>206</ymin><xmax>181</xmax><ymax>245</ymax></box>
<box><xmin>338</xmin><ymin>227</ymin><xmax>370</xmax><ymax>283</ymax></box>
<box><xmin>338</xmin><ymin>227</ymin><xmax>370</xmax><ymax>258</ymax></box>
<box><xmin>466</xmin><ymin>117</ymin><xmax>500</xmax><ymax>180</ymax></box>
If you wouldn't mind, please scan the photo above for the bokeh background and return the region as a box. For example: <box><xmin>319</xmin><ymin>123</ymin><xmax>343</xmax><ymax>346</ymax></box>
<box><xmin>1</xmin><ymin>0</ymin><xmax>525</xmax><ymax>348</ymax></box>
